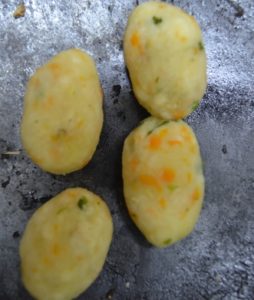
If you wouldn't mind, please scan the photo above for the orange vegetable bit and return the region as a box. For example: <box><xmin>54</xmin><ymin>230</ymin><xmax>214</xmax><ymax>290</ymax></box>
<box><xmin>49</xmin><ymin>145</ymin><xmax>62</xmax><ymax>161</ymax></box>
<box><xmin>168</xmin><ymin>140</ymin><xmax>182</xmax><ymax>146</ymax></box>
<box><xmin>162</xmin><ymin>168</ymin><xmax>175</xmax><ymax>183</ymax></box>
<box><xmin>149</xmin><ymin>135</ymin><xmax>162</xmax><ymax>150</ymax></box>
<box><xmin>43</xmin><ymin>95</ymin><xmax>54</xmax><ymax>110</ymax></box>
<box><xmin>52</xmin><ymin>243</ymin><xmax>61</xmax><ymax>256</ymax></box>
<box><xmin>139</xmin><ymin>174</ymin><xmax>161</xmax><ymax>190</ymax></box>
<box><xmin>130</xmin><ymin>32</ymin><xmax>145</xmax><ymax>54</ymax></box>
<box><xmin>158</xmin><ymin>128</ymin><xmax>169</xmax><ymax>138</ymax></box>
<box><xmin>180</xmin><ymin>125</ymin><xmax>193</xmax><ymax>142</ymax></box>
<box><xmin>130</xmin><ymin>157</ymin><xmax>139</xmax><ymax>171</ymax></box>
<box><xmin>175</xmin><ymin>29</ymin><xmax>188</xmax><ymax>43</ymax></box>
<box><xmin>191</xmin><ymin>187</ymin><xmax>202</xmax><ymax>204</ymax></box>
<box><xmin>173</xmin><ymin>110</ymin><xmax>186</xmax><ymax>120</ymax></box>
<box><xmin>131</xmin><ymin>32</ymin><xmax>140</xmax><ymax>47</ymax></box>
<box><xmin>159</xmin><ymin>197</ymin><xmax>168</xmax><ymax>209</ymax></box>
<box><xmin>49</xmin><ymin>62</ymin><xmax>62</xmax><ymax>78</ymax></box>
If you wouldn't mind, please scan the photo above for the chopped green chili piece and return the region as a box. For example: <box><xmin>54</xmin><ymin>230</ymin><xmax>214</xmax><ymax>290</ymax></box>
<box><xmin>57</xmin><ymin>128</ymin><xmax>67</xmax><ymax>136</ymax></box>
<box><xmin>168</xmin><ymin>185</ymin><xmax>178</xmax><ymax>192</ymax></box>
<box><xmin>198</xmin><ymin>41</ymin><xmax>204</xmax><ymax>50</ymax></box>
<box><xmin>164</xmin><ymin>238</ymin><xmax>172</xmax><ymax>245</ymax></box>
<box><xmin>57</xmin><ymin>207</ymin><xmax>67</xmax><ymax>215</ymax></box>
<box><xmin>192</xmin><ymin>100</ymin><xmax>200</xmax><ymax>111</ymax></box>
<box><xmin>36</xmin><ymin>90</ymin><xmax>44</xmax><ymax>100</ymax></box>
<box><xmin>78</xmin><ymin>197</ymin><xmax>88</xmax><ymax>210</ymax></box>
<box><xmin>131</xmin><ymin>213</ymin><xmax>138</xmax><ymax>219</ymax></box>
<box><xmin>147</xmin><ymin>120</ymin><xmax>169</xmax><ymax>135</ymax></box>
<box><xmin>153</xmin><ymin>16</ymin><xmax>163</xmax><ymax>25</ymax></box>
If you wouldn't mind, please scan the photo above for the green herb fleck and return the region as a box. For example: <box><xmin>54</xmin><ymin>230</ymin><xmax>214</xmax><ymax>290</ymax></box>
<box><xmin>198</xmin><ymin>41</ymin><xmax>204</xmax><ymax>51</ymax></box>
<box><xmin>57</xmin><ymin>207</ymin><xmax>67</xmax><ymax>215</ymax></box>
<box><xmin>36</xmin><ymin>90</ymin><xmax>45</xmax><ymax>100</ymax></box>
<box><xmin>192</xmin><ymin>100</ymin><xmax>200</xmax><ymax>111</ymax></box>
<box><xmin>164</xmin><ymin>238</ymin><xmax>172</xmax><ymax>245</ymax></box>
<box><xmin>78</xmin><ymin>197</ymin><xmax>88</xmax><ymax>210</ymax></box>
<box><xmin>147</xmin><ymin>120</ymin><xmax>169</xmax><ymax>135</ymax></box>
<box><xmin>131</xmin><ymin>213</ymin><xmax>138</xmax><ymax>219</ymax></box>
<box><xmin>139</xmin><ymin>119</ymin><xmax>146</xmax><ymax>126</ymax></box>
<box><xmin>168</xmin><ymin>185</ymin><xmax>178</xmax><ymax>192</ymax></box>
<box><xmin>155</xmin><ymin>77</ymin><xmax>159</xmax><ymax>83</ymax></box>
<box><xmin>153</xmin><ymin>16</ymin><xmax>163</xmax><ymax>25</ymax></box>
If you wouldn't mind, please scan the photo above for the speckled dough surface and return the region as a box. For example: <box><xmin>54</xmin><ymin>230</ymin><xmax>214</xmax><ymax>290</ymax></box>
<box><xmin>20</xmin><ymin>188</ymin><xmax>113</xmax><ymax>300</ymax></box>
<box><xmin>122</xmin><ymin>117</ymin><xmax>204</xmax><ymax>247</ymax></box>
<box><xmin>21</xmin><ymin>49</ymin><xmax>103</xmax><ymax>175</ymax></box>
<box><xmin>124</xmin><ymin>2</ymin><xmax>207</xmax><ymax>120</ymax></box>
<box><xmin>0</xmin><ymin>0</ymin><xmax>254</xmax><ymax>299</ymax></box>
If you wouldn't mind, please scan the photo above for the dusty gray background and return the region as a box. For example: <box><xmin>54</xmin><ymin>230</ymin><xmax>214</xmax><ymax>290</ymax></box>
<box><xmin>0</xmin><ymin>0</ymin><xmax>254</xmax><ymax>299</ymax></box>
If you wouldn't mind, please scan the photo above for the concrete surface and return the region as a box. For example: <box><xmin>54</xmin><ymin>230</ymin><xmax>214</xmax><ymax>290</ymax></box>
<box><xmin>0</xmin><ymin>0</ymin><xmax>253</xmax><ymax>299</ymax></box>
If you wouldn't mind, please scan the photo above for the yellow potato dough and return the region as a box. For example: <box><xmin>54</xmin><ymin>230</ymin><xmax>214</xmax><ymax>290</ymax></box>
<box><xmin>124</xmin><ymin>2</ymin><xmax>207</xmax><ymax>120</ymax></box>
<box><xmin>122</xmin><ymin>117</ymin><xmax>205</xmax><ymax>247</ymax></box>
<box><xmin>21</xmin><ymin>49</ymin><xmax>103</xmax><ymax>174</ymax></box>
<box><xmin>20</xmin><ymin>188</ymin><xmax>113</xmax><ymax>300</ymax></box>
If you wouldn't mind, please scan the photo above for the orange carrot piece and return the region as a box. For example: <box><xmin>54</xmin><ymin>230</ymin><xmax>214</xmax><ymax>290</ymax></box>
<box><xmin>149</xmin><ymin>135</ymin><xmax>162</xmax><ymax>149</ymax></box>
<box><xmin>181</xmin><ymin>126</ymin><xmax>193</xmax><ymax>142</ymax></box>
<box><xmin>131</xmin><ymin>33</ymin><xmax>140</xmax><ymax>47</ymax></box>
<box><xmin>159</xmin><ymin>197</ymin><xmax>167</xmax><ymax>208</ymax></box>
<box><xmin>168</xmin><ymin>140</ymin><xmax>182</xmax><ymax>146</ymax></box>
<box><xmin>139</xmin><ymin>174</ymin><xmax>160</xmax><ymax>189</ymax></box>
<box><xmin>49</xmin><ymin>63</ymin><xmax>61</xmax><ymax>78</ymax></box>
<box><xmin>130</xmin><ymin>158</ymin><xmax>139</xmax><ymax>170</ymax></box>
<box><xmin>52</xmin><ymin>243</ymin><xmax>61</xmax><ymax>256</ymax></box>
<box><xmin>162</xmin><ymin>169</ymin><xmax>175</xmax><ymax>183</ymax></box>
<box><xmin>191</xmin><ymin>187</ymin><xmax>201</xmax><ymax>204</ymax></box>
<box><xmin>173</xmin><ymin>110</ymin><xmax>185</xmax><ymax>119</ymax></box>
<box><xmin>158</xmin><ymin>128</ymin><xmax>169</xmax><ymax>138</ymax></box>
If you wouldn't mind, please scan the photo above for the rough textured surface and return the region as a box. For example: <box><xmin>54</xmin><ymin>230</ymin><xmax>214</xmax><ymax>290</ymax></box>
<box><xmin>0</xmin><ymin>0</ymin><xmax>253</xmax><ymax>299</ymax></box>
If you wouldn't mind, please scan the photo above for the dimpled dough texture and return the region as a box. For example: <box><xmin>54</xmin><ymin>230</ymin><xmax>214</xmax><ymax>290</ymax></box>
<box><xmin>122</xmin><ymin>117</ymin><xmax>205</xmax><ymax>247</ymax></box>
<box><xmin>124</xmin><ymin>1</ymin><xmax>207</xmax><ymax>120</ymax></box>
<box><xmin>20</xmin><ymin>188</ymin><xmax>113</xmax><ymax>300</ymax></box>
<box><xmin>21</xmin><ymin>49</ymin><xmax>103</xmax><ymax>175</ymax></box>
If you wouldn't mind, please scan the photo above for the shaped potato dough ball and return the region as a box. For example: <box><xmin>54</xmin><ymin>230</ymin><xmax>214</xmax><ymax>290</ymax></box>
<box><xmin>122</xmin><ymin>117</ymin><xmax>204</xmax><ymax>247</ymax></box>
<box><xmin>124</xmin><ymin>2</ymin><xmax>207</xmax><ymax>120</ymax></box>
<box><xmin>20</xmin><ymin>188</ymin><xmax>113</xmax><ymax>300</ymax></box>
<box><xmin>21</xmin><ymin>49</ymin><xmax>103</xmax><ymax>175</ymax></box>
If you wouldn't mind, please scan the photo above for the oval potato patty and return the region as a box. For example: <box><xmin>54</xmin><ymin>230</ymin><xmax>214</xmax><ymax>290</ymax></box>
<box><xmin>124</xmin><ymin>1</ymin><xmax>207</xmax><ymax>120</ymax></box>
<box><xmin>20</xmin><ymin>188</ymin><xmax>113</xmax><ymax>300</ymax></box>
<box><xmin>21</xmin><ymin>49</ymin><xmax>103</xmax><ymax>174</ymax></box>
<box><xmin>122</xmin><ymin>117</ymin><xmax>205</xmax><ymax>247</ymax></box>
